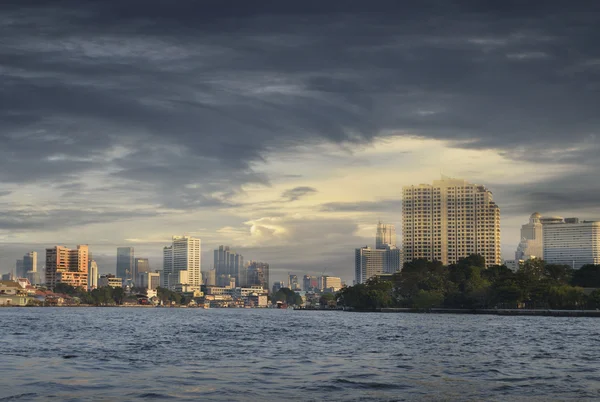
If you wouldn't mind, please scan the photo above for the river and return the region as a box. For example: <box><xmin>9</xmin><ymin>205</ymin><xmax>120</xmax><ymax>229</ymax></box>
<box><xmin>1</xmin><ymin>308</ymin><xmax>599</xmax><ymax>401</ymax></box>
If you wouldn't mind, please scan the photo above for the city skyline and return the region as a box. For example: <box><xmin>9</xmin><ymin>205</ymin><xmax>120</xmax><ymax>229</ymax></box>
<box><xmin>1</xmin><ymin>2</ymin><xmax>600</xmax><ymax>285</ymax></box>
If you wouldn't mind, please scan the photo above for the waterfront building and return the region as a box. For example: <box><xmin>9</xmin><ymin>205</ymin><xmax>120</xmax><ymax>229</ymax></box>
<box><xmin>376</xmin><ymin>221</ymin><xmax>396</xmax><ymax>250</ymax></box>
<box><xmin>246</xmin><ymin>261</ymin><xmax>269</xmax><ymax>291</ymax></box>
<box><xmin>402</xmin><ymin>176</ymin><xmax>501</xmax><ymax>267</ymax></box>
<box><xmin>45</xmin><ymin>245</ymin><xmax>89</xmax><ymax>290</ymax></box>
<box><xmin>543</xmin><ymin>219</ymin><xmax>600</xmax><ymax>268</ymax></box>
<box><xmin>99</xmin><ymin>274</ymin><xmax>123</xmax><ymax>288</ymax></box>
<box><xmin>515</xmin><ymin>213</ymin><xmax>544</xmax><ymax>260</ymax></box>
<box><xmin>162</xmin><ymin>235</ymin><xmax>201</xmax><ymax>290</ymax></box>
<box><xmin>214</xmin><ymin>246</ymin><xmax>244</xmax><ymax>287</ymax></box>
<box><xmin>116</xmin><ymin>247</ymin><xmax>134</xmax><ymax>284</ymax></box>
<box><xmin>88</xmin><ymin>260</ymin><xmax>99</xmax><ymax>290</ymax></box>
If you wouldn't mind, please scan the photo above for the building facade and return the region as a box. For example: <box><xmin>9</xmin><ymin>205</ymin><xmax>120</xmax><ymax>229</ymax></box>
<box><xmin>214</xmin><ymin>246</ymin><xmax>244</xmax><ymax>287</ymax></box>
<box><xmin>376</xmin><ymin>222</ymin><xmax>396</xmax><ymax>250</ymax></box>
<box><xmin>515</xmin><ymin>212</ymin><xmax>544</xmax><ymax>260</ymax></box>
<box><xmin>99</xmin><ymin>274</ymin><xmax>123</xmax><ymax>288</ymax></box>
<box><xmin>88</xmin><ymin>260</ymin><xmax>98</xmax><ymax>290</ymax></box>
<box><xmin>162</xmin><ymin>236</ymin><xmax>201</xmax><ymax>290</ymax></box>
<box><xmin>543</xmin><ymin>219</ymin><xmax>600</xmax><ymax>268</ymax></box>
<box><xmin>22</xmin><ymin>252</ymin><xmax>40</xmax><ymax>285</ymax></box>
<box><xmin>355</xmin><ymin>246</ymin><xmax>386</xmax><ymax>284</ymax></box>
<box><xmin>116</xmin><ymin>247</ymin><xmax>134</xmax><ymax>284</ymax></box>
<box><xmin>402</xmin><ymin>176</ymin><xmax>501</xmax><ymax>267</ymax></box>
<box><xmin>246</xmin><ymin>261</ymin><xmax>269</xmax><ymax>291</ymax></box>
<box><xmin>45</xmin><ymin>245</ymin><xmax>89</xmax><ymax>290</ymax></box>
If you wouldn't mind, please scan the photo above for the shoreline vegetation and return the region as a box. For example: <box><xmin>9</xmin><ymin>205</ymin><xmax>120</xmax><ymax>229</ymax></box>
<box><xmin>335</xmin><ymin>255</ymin><xmax>600</xmax><ymax>315</ymax></box>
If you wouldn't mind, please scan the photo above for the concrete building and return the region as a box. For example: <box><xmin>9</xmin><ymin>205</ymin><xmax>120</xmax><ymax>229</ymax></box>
<box><xmin>138</xmin><ymin>272</ymin><xmax>160</xmax><ymax>290</ymax></box>
<box><xmin>303</xmin><ymin>275</ymin><xmax>318</xmax><ymax>291</ymax></box>
<box><xmin>214</xmin><ymin>245</ymin><xmax>244</xmax><ymax>287</ymax></box>
<box><xmin>88</xmin><ymin>260</ymin><xmax>99</xmax><ymax>290</ymax></box>
<box><xmin>204</xmin><ymin>269</ymin><xmax>216</xmax><ymax>286</ymax></box>
<box><xmin>355</xmin><ymin>246</ymin><xmax>385</xmax><ymax>284</ymax></box>
<box><xmin>515</xmin><ymin>212</ymin><xmax>544</xmax><ymax>260</ymax></box>
<box><xmin>402</xmin><ymin>176</ymin><xmax>501</xmax><ymax>267</ymax></box>
<box><xmin>99</xmin><ymin>274</ymin><xmax>122</xmax><ymax>288</ymax></box>
<box><xmin>543</xmin><ymin>219</ymin><xmax>600</xmax><ymax>268</ymax></box>
<box><xmin>162</xmin><ymin>235</ymin><xmax>201</xmax><ymax>290</ymax></box>
<box><xmin>134</xmin><ymin>258</ymin><xmax>150</xmax><ymax>281</ymax></box>
<box><xmin>321</xmin><ymin>276</ymin><xmax>342</xmax><ymax>292</ymax></box>
<box><xmin>288</xmin><ymin>274</ymin><xmax>300</xmax><ymax>290</ymax></box>
<box><xmin>21</xmin><ymin>251</ymin><xmax>40</xmax><ymax>285</ymax></box>
<box><xmin>376</xmin><ymin>221</ymin><xmax>397</xmax><ymax>250</ymax></box>
<box><xmin>116</xmin><ymin>247</ymin><xmax>134</xmax><ymax>284</ymax></box>
<box><xmin>246</xmin><ymin>261</ymin><xmax>269</xmax><ymax>291</ymax></box>
<box><xmin>272</xmin><ymin>281</ymin><xmax>285</xmax><ymax>293</ymax></box>
<box><xmin>15</xmin><ymin>259</ymin><xmax>25</xmax><ymax>278</ymax></box>
<box><xmin>45</xmin><ymin>245</ymin><xmax>89</xmax><ymax>290</ymax></box>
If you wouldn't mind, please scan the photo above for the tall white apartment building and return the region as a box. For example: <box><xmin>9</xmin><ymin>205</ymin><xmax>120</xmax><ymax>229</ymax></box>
<box><xmin>543</xmin><ymin>219</ymin><xmax>600</xmax><ymax>268</ymax></box>
<box><xmin>355</xmin><ymin>246</ymin><xmax>385</xmax><ymax>284</ymax></box>
<box><xmin>515</xmin><ymin>212</ymin><xmax>544</xmax><ymax>260</ymax></box>
<box><xmin>88</xmin><ymin>260</ymin><xmax>98</xmax><ymax>290</ymax></box>
<box><xmin>376</xmin><ymin>222</ymin><xmax>396</xmax><ymax>249</ymax></box>
<box><xmin>402</xmin><ymin>176</ymin><xmax>501</xmax><ymax>267</ymax></box>
<box><xmin>162</xmin><ymin>235</ymin><xmax>202</xmax><ymax>289</ymax></box>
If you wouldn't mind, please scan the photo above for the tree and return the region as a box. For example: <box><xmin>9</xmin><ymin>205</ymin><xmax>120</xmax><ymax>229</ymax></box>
<box><xmin>571</xmin><ymin>265</ymin><xmax>600</xmax><ymax>287</ymax></box>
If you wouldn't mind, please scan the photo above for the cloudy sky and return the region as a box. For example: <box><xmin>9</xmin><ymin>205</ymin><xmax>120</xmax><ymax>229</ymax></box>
<box><xmin>1</xmin><ymin>1</ymin><xmax>599</xmax><ymax>283</ymax></box>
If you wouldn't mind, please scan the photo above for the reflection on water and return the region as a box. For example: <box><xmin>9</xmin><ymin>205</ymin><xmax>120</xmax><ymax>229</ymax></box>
<box><xmin>1</xmin><ymin>308</ymin><xmax>599</xmax><ymax>401</ymax></box>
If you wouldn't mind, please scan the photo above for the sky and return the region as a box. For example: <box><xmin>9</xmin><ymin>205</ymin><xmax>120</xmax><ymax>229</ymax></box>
<box><xmin>1</xmin><ymin>1</ymin><xmax>599</xmax><ymax>284</ymax></box>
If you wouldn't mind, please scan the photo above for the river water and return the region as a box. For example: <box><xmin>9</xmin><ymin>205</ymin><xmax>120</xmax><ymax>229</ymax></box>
<box><xmin>1</xmin><ymin>308</ymin><xmax>599</xmax><ymax>401</ymax></box>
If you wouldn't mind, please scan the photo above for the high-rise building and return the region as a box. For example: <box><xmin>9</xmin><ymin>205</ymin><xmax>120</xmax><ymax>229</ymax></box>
<box><xmin>138</xmin><ymin>272</ymin><xmax>160</xmax><ymax>290</ymax></box>
<box><xmin>402</xmin><ymin>176</ymin><xmax>501</xmax><ymax>267</ymax></box>
<box><xmin>88</xmin><ymin>260</ymin><xmax>98</xmax><ymax>290</ymax></box>
<box><xmin>288</xmin><ymin>274</ymin><xmax>300</xmax><ymax>290</ymax></box>
<box><xmin>45</xmin><ymin>245</ymin><xmax>89</xmax><ymax>289</ymax></box>
<box><xmin>15</xmin><ymin>259</ymin><xmax>25</xmax><ymax>278</ymax></box>
<box><xmin>272</xmin><ymin>281</ymin><xmax>285</xmax><ymax>293</ymax></box>
<box><xmin>302</xmin><ymin>275</ymin><xmax>318</xmax><ymax>291</ymax></box>
<box><xmin>116</xmin><ymin>247</ymin><xmax>134</xmax><ymax>283</ymax></box>
<box><xmin>515</xmin><ymin>212</ymin><xmax>544</xmax><ymax>260</ymax></box>
<box><xmin>214</xmin><ymin>246</ymin><xmax>244</xmax><ymax>287</ymax></box>
<box><xmin>134</xmin><ymin>258</ymin><xmax>150</xmax><ymax>284</ymax></box>
<box><xmin>320</xmin><ymin>276</ymin><xmax>342</xmax><ymax>291</ymax></box>
<box><xmin>162</xmin><ymin>236</ymin><xmax>201</xmax><ymax>290</ymax></box>
<box><xmin>543</xmin><ymin>219</ymin><xmax>600</xmax><ymax>268</ymax></box>
<box><xmin>247</xmin><ymin>261</ymin><xmax>269</xmax><ymax>291</ymax></box>
<box><xmin>355</xmin><ymin>246</ymin><xmax>386</xmax><ymax>284</ymax></box>
<box><xmin>376</xmin><ymin>222</ymin><xmax>397</xmax><ymax>249</ymax></box>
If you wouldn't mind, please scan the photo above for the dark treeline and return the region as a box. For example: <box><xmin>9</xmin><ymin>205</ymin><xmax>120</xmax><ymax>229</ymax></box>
<box><xmin>337</xmin><ymin>255</ymin><xmax>600</xmax><ymax>310</ymax></box>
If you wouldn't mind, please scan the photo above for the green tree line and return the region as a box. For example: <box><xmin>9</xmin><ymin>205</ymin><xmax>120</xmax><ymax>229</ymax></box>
<box><xmin>337</xmin><ymin>255</ymin><xmax>600</xmax><ymax>310</ymax></box>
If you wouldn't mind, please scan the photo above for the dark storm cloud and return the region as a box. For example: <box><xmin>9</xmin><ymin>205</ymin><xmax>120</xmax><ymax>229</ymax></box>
<box><xmin>281</xmin><ymin>186</ymin><xmax>318</xmax><ymax>202</ymax></box>
<box><xmin>0</xmin><ymin>0</ymin><xmax>599</xmax><ymax>213</ymax></box>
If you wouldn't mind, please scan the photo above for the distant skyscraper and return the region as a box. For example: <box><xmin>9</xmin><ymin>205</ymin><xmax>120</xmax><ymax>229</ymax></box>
<box><xmin>355</xmin><ymin>246</ymin><xmax>386</xmax><ymax>284</ymax></box>
<box><xmin>88</xmin><ymin>260</ymin><xmax>98</xmax><ymax>290</ymax></box>
<box><xmin>320</xmin><ymin>276</ymin><xmax>342</xmax><ymax>291</ymax></box>
<box><xmin>543</xmin><ymin>218</ymin><xmax>600</xmax><ymax>268</ymax></box>
<box><xmin>515</xmin><ymin>212</ymin><xmax>544</xmax><ymax>260</ymax></box>
<box><xmin>23</xmin><ymin>251</ymin><xmax>42</xmax><ymax>285</ymax></box>
<box><xmin>162</xmin><ymin>236</ymin><xmax>201</xmax><ymax>289</ymax></box>
<box><xmin>16</xmin><ymin>259</ymin><xmax>25</xmax><ymax>278</ymax></box>
<box><xmin>247</xmin><ymin>261</ymin><xmax>269</xmax><ymax>291</ymax></box>
<box><xmin>288</xmin><ymin>274</ymin><xmax>300</xmax><ymax>290</ymax></box>
<box><xmin>116</xmin><ymin>247</ymin><xmax>134</xmax><ymax>283</ymax></box>
<box><xmin>272</xmin><ymin>281</ymin><xmax>285</xmax><ymax>293</ymax></box>
<box><xmin>214</xmin><ymin>246</ymin><xmax>244</xmax><ymax>287</ymax></box>
<box><xmin>376</xmin><ymin>222</ymin><xmax>396</xmax><ymax>249</ymax></box>
<box><xmin>134</xmin><ymin>258</ymin><xmax>150</xmax><ymax>284</ymax></box>
<box><xmin>45</xmin><ymin>245</ymin><xmax>89</xmax><ymax>289</ymax></box>
<box><xmin>302</xmin><ymin>275</ymin><xmax>318</xmax><ymax>291</ymax></box>
<box><xmin>402</xmin><ymin>176</ymin><xmax>501</xmax><ymax>267</ymax></box>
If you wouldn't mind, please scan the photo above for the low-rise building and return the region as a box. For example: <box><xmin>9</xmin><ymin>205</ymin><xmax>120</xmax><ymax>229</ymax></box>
<box><xmin>99</xmin><ymin>275</ymin><xmax>123</xmax><ymax>288</ymax></box>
